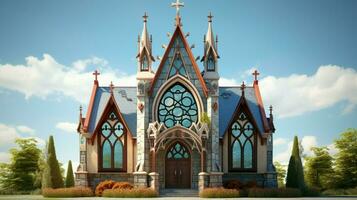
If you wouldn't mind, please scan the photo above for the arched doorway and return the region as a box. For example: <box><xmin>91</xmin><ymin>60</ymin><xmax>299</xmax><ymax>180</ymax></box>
<box><xmin>165</xmin><ymin>141</ymin><xmax>191</xmax><ymax>188</ymax></box>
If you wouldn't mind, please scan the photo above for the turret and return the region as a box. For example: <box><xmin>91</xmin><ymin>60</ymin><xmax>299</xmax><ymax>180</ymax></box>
<box><xmin>202</xmin><ymin>12</ymin><xmax>219</xmax><ymax>80</ymax></box>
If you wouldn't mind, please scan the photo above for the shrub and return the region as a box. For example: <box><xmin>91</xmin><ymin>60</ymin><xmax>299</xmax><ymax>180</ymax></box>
<box><xmin>302</xmin><ymin>187</ymin><xmax>321</xmax><ymax>197</ymax></box>
<box><xmin>322</xmin><ymin>188</ymin><xmax>357</xmax><ymax>196</ymax></box>
<box><xmin>223</xmin><ymin>180</ymin><xmax>243</xmax><ymax>190</ymax></box>
<box><xmin>95</xmin><ymin>180</ymin><xmax>115</xmax><ymax>196</ymax></box>
<box><xmin>199</xmin><ymin>188</ymin><xmax>240</xmax><ymax>198</ymax></box>
<box><xmin>112</xmin><ymin>182</ymin><xmax>134</xmax><ymax>190</ymax></box>
<box><xmin>103</xmin><ymin>188</ymin><xmax>158</xmax><ymax>198</ymax></box>
<box><xmin>42</xmin><ymin>187</ymin><xmax>93</xmax><ymax>197</ymax></box>
<box><xmin>248</xmin><ymin>188</ymin><xmax>302</xmax><ymax>197</ymax></box>
<box><xmin>244</xmin><ymin>180</ymin><xmax>257</xmax><ymax>189</ymax></box>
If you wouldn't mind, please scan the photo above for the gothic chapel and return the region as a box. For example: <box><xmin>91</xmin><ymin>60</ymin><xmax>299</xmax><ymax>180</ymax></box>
<box><xmin>76</xmin><ymin>1</ymin><xmax>277</xmax><ymax>192</ymax></box>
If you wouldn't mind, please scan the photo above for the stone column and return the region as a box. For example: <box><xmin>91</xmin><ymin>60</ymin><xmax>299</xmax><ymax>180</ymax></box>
<box><xmin>149</xmin><ymin>172</ymin><xmax>159</xmax><ymax>191</ymax></box>
<box><xmin>198</xmin><ymin>172</ymin><xmax>209</xmax><ymax>192</ymax></box>
<box><xmin>75</xmin><ymin>171</ymin><xmax>88</xmax><ymax>187</ymax></box>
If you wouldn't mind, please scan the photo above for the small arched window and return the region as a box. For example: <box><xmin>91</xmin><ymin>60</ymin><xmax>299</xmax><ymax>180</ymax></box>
<box><xmin>99</xmin><ymin>111</ymin><xmax>126</xmax><ymax>171</ymax></box>
<box><xmin>141</xmin><ymin>54</ymin><xmax>149</xmax><ymax>71</ymax></box>
<box><xmin>229</xmin><ymin>112</ymin><xmax>256</xmax><ymax>171</ymax></box>
<box><xmin>207</xmin><ymin>53</ymin><xmax>215</xmax><ymax>71</ymax></box>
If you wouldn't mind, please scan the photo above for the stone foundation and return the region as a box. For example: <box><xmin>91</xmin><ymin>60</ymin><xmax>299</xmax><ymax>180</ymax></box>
<box><xmin>133</xmin><ymin>171</ymin><xmax>148</xmax><ymax>188</ymax></box>
<box><xmin>209</xmin><ymin>172</ymin><xmax>223</xmax><ymax>187</ymax></box>
<box><xmin>75</xmin><ymin>171</ymin><xmax>88</xmax><ymax>187</ymax></box>
<box><xmin>222</xmin><ymin>172</ymin><xmax>277</xmax><ymax>188</ymax></box>
<box><xmin>86</xmin><ymin>173</ymin><xmax>133</xmax><ymax>189</ymax></box>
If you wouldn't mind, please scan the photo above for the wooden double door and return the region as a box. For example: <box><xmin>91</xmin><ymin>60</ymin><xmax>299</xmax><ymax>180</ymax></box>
<box><xmin>165</xmin><ymin>142</ymin><xmax>191</xmax><ymax>188</ymax></box>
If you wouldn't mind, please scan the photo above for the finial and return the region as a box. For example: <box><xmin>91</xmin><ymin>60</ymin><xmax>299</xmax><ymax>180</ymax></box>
<box><xmin>208</xmin><ymin>12</ymin><xmax>213</xmax><ymax>22</ymax></box>
<box><xmin>109</xmin><ymin>81</ymin><xmax>114</xmax><ymax>94</ymax></box>
<box><xmin>241</xmin><ymin>81</ymin><xmax>246</xmax><ymax>95</ymax></box>
<box><xmin>171</xmin><ymin>0</ymin><xmax>184</xmax><ymax>16</ymax></box>
<box><xmin>79</xmin><ymin>105</ymin><xmax>82</xmax><ymax>118</ymax></box>
<box><xmin>92</xmin><ymin>70</ymin><xmax>100</xmax><ymax>82</ymax></box>
<box><xmin>143</xmin><ymin>12</ymin><xmax>148</xmax><ymax>23</ymax></box>
<box><xmin>269</xmin><ymin>105</ymin><xmax>273</xmax><ymax>121</ymax></box>
<box><xmin>252</xmin><ymin>69</ymin><xmax>260</xmax><ymax>83</ymax></box>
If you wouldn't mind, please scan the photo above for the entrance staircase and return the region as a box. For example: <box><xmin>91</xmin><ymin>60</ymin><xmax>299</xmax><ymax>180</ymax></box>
<box><xmin>160</xmin><ymin>189</ymin><xmax>199</xmax><ymax>197</ymax></box>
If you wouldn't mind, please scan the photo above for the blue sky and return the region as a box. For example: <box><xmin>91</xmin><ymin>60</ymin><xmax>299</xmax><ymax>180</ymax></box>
<box><xmin>0</xmin><ymin>0</ymin><xmax>356</xmax><ymax>168</ymax></box>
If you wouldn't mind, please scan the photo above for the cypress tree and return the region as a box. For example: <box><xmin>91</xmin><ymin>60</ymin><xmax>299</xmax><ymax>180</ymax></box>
<box><xmin>65</xmin><ymin>160</ymin><xmax>75</xmax><ymax>187</ymax></box>
<box><xmin>42</xmin><ymin>135</ymin><xmax>64</xmax><ymax>188</ymax></box>
<box><xmin>285</xmin><ymin>136</ymin><xmax>305</xmax><ymax>189</ymax></box>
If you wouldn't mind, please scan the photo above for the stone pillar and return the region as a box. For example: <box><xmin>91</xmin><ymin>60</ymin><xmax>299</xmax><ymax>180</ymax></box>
<box><xmin>133</xmin><ymin>171</ymin><xmax>148</xmax><ymax>188</ymax></box>
<box><xmin>198</xmin><ymin>172</ymin><xmax>209</xmax><ymax>192</ymax></box>
<box><xmin>75</xmin><ymin>171</ymin><xmax>88</xmax><ymax>187</ymax></box>
<box><xmin>149</xmin><ymin>172</ymin><xmax>159</xmax><ymax>191</ymax></box>
<box><xmin>209</xmin><ymin>172</ymin><xmax>223</xmax><ymax>187</ymax></box>
<box><xmin>264</xmin><ymin>172</ymin><xmax>278</xmax><ymax>188</ymax></box>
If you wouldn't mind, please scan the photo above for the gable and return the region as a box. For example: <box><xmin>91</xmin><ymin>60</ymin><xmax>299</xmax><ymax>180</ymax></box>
<box><xmin>86</xmin><ymin>87</ymin><xmax>137</xmax><ymax>137</ymax></box>
<box><xmin>219</xmin><ymin>87</ymin><xmax>268</xmax><ymax>137</ymax></box>
<box><xmin>149</xmin><ymin>26</ymin><xmax>208</xmax><ymax>97</ymax></box>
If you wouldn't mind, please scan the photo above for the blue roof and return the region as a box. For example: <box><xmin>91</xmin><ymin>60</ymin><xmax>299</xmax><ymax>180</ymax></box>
<box><xmin>87</xmin><ymin>87</ymin><xmax>137</xmax><ymax>137</ymax></box>
<box><xmin>86</xmin><ymin>86</ymin><xmax>267</xmax><ymax>139</ymax></box>
<box><xmin>219</xmin><ymin>87</ymin><xmax>265</xmax><ymax>137</ymax></box>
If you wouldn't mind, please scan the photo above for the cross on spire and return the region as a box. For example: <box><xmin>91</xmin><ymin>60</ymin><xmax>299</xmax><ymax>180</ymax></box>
<box><xmin>252</xmin><ymin>69</ymin><xmax>260</xmax><ymax>82</ymax></box>
<box><xmin>92</xmin><ymin>70</ymin><xmax>100</xmax><ymax>81</ymax></box>
<box><xmin>208</xmin><ymin>12</ymin><xmax>213</xmax><ymax>22</ymax></box>
<box><xmin>241</xmin><ymin>81</ymin><xmax>246</xmax><ymax>95</ymax></box>
<box><xmin>143</xmin><ymin>12</ymin><xmax>148</xmax><ymax>22</ymax></box>
<box><xmin>171</xmin><ymin>0</ymin><xmax>184</xmax><ymax>16</ymax></box>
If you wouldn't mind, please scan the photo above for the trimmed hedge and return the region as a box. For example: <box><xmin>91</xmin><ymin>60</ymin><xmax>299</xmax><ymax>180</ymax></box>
<box><xmin>247</xmin><ymin>188</ymin><xmax>302</xmax><ymax>197</ymax></box>
<box><xmin>95</xmin><ymin>180</ymin><xmax>116</xmax><ymax>196</ymax></box>
<box><xmin>103</xmin><ymin>188</ymin><xmax>158</xmax><ymax>198</ymax></box>
<box><xmin>199</xmin><ymin>188</ymin><xmax>240</xmax><ymax>198</ymax></box>
<box><xmin>322</xmin><ymin>188</ymin><xmax>357</xmax><ymax>196</ymax></box>
<box><xmin>42</xmin><ymin>187</ymin><xmax>93</xmax><ymax>197</ymax></box>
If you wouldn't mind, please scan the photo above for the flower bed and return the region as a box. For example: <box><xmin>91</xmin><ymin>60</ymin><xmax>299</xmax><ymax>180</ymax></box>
<box><xmin>199</xmin><ymin>188</ymin><xmax>240</xmax><ymax>198</ymax></box>
<box><xmin>42</xmin><ymin>187</ymin><xmax>93</xmax><ymax>197</ymax></box>
<box><xmin>103</xmin><ymin>188</ymin><xmax>158</xmax><ymax>198</ymax></box>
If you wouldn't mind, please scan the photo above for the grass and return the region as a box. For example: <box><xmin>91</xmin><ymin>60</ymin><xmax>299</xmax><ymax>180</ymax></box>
<box><xmin>199</xmin><ymin>188</ymin><xmax>239</xmax><ymax>198</ymax></box>
<box><xmin>102</xmin><ymin>188</ymin><xmax>158</xmax><ymax>198</ymax></box>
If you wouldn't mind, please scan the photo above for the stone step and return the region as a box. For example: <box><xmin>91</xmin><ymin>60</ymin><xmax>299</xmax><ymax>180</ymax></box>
<box><xmin>160</xmin><ymin>189</ymin><xmax>199</xmax><ymax>197</ymax></box>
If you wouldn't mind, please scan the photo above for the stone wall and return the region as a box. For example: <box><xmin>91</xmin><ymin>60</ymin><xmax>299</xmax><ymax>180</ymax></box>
<box><xmin>87</xmin><ymin>173</ymin><xmax>134</xmax><ymax>190</ymax></box>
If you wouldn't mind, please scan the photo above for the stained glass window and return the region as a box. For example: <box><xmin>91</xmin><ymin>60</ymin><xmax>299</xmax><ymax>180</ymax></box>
<box><xmin>158</xmin><ymin>83</ymin><xmax>198</xmax><ymax>128</ymax></box>
<box><xmin>168</xmin><ymin>52</ymin><xmax>188</xmax><ymax>79</ymax></box>
<box><xmin>207</xmin><ymin>53</ymin><xmax>215</xmax><ymax>71</ymax></box>
<box><xmin>100</xmin><ymin>111</ymin><xmax>125</xmax><ymax>171</ymax></box>
<box><xmin>167</xmin><ymin>142</ymin><xmax>190</xmax><ymax>159</ymax></box>
<box><xmin>230</xmin><ymin>112</ymin><xmax>255</xmax><ymax>170</ymax></box>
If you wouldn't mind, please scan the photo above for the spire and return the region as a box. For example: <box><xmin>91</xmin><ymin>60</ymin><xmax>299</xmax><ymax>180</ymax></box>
<box><xmin>139</xmin><ymin>12</ymin><xmax>151</xmax><ymax>55</ymax></box>
<box><xmin>137</xmin><ymin>12</ymin><xmax>154</xmax><ymax>74</ymax></box>
<box><xmin>204</xmin><ymin>12</ymin><xmax>218</xmax><ymax>58</ymax></box>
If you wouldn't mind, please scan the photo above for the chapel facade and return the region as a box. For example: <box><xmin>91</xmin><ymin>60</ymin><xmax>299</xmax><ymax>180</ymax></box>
<box><xmin>75</xmin><ymin>2</ymin><xmax>277</xmax><ymax>192</ymax></box>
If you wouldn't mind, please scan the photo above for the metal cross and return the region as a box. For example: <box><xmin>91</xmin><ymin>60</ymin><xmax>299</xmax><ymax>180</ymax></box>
<box><xmin>109</xmin><ymin>81</ymin><xmax>114</xmax><ymax>93</ymax></box>
<box><xmin>208</xmin><ymin>12</ymin><xmax>213</xmax><ymax>22</ymax></box>
<box><xmin>143</xmin><ymin>12</ymin><xmax>148</xmax><ymax>22</ymax></box>
<box><xmin>252</xmin><ymin>69</ymin><xmax>260</xmax><ymax>81</ymax></box>
<box><xmin>92</xmin><ymin>70</ymin><xmax>100</xmax><ymax>81</ymax></box>
<box><xmin>171</xmin><ymin>0</ymin><xmax>184</xmax><ymax>15</ymax></box>
<box><xmin>241</xmin><ymin>81</ymin><xmax>246</xmax><ymax>91</ymax></box>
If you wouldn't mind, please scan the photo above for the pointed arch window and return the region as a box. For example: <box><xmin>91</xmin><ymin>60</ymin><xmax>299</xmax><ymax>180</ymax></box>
<box><xmin>141</xmin><ymin>54</ymin><xmax>149</xmax><ymax>71</ymax></box>
<box><xmin>158</xmin><ymin>83</ymin><xmax>198</xmax><ymax>128</ymax></box>
<box><xmin>99</xmin><ymin>111</ymin><xmax>126</xmax><ymax>172</ymax></box>
<box><xmin>207</xmin><ymin>53</ymin><xmax>215</xmax><ymax>71</ymax></box>
<box><xmin>168</xmin><ymin>52</ymin><xmax>188</xmax><ymax>79</ymax></box>
<box><xmin>229</xmin><ymin>112</ymin><xmax>256</xmax><ymax>171</ymax></box>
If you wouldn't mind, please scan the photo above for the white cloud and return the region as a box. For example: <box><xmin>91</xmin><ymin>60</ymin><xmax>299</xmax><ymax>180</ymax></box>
<box><xmin>219</xmin><ymin>77</ymin><xmax>239</xmax><ymax>86</ymax></box>
<box><xmin>260</xmin><ymin>65</ymin><xmax>357</xmax><ymax>118</ymax></box>
<box><xmin>0</xmin><ymin>54</ymin><xmax>136</xmax><ymax>104</ymax></box>
<box><xmin>274</xmin><ymin>137</ymin><xmax>287</xmax><ymax>145</ymax></box>
<box><xmin>274</xmin><ymin>135</ymin><xmax>318</xmax><ymax>165</ymax></box>
<box><xmin>17</xmin><ymin>125</ymin><xmax>35</xmax><ymax>135</ymax></box>
<box><xmin>0</xmin><ymin>152</ymin><xmax>10</xmax><ymax>163</ymax></box>
<box><xmin>0</xmin><ymin>123</ymin><xmax>45</xmax><ymax>151</ymax></box>
<box><xmin>301</xmin><ymin>136</ymin><xmax>317</xmax><ymax>156</ymax></box>
<box><xmin>0</xmin><ymin>123</ymin><xmax>20</xmax><ymax>146</ymax></box>
<box><xmin>327</xmin><ymin>143</ymin><xmax>339</xmax><ymax>155</ymax></box>
<box><xmin>56</xmin><ymin>122</ymin><xmax>77</xmax><ymax>133</ymax></box>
